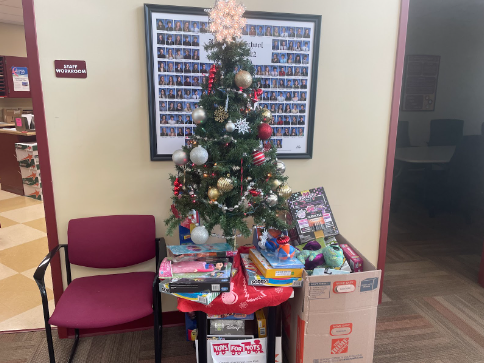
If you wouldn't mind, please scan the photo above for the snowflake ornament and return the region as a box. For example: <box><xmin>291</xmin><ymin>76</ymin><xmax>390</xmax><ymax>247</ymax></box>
<box><xmin>235</xmin><ymin>118</ymin><xmax>250</xmax><ymax>134</ymax></box>
<box><xmin>205</xmin><ymin>0</ymin><xmax>247</xmax><ymax>43</ymax></box>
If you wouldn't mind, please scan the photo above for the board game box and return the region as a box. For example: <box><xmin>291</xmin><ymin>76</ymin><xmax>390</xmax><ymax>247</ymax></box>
<box><xmin>287</xmin><ymin>187</ymin><xmax>339</xmax><ymax>245</ymax></box>
<box><xmin>241</xmin><ymin>253</ymin><xmax>303</xmax><ymax>287</ymax></box>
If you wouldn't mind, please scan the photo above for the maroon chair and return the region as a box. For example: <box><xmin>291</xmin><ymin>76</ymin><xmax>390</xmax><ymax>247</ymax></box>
<box><xmin>33</xmin><ymin>215</ymin><xmax>164</xmax><ymax>363</ymax></box>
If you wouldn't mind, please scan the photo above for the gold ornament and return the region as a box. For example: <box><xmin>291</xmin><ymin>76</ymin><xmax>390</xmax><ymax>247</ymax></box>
<box><xmin>234</xmin><ymin>70</ymin><xmax>253</xmax><ymax>89</ymax></box>
<box><xmin>214</xmin><ymin>106</ymin><xmax>229</xmax><ymax>122</ymax></box>
<box><xmin>217</xmin><ymin>177</ymin><xmax>234</xmax><ymax>193</ymax></box>
<box><xmin>270</xmin><ymin>179</ymin><xmax>282</xmax><ymax>191</ymax></box>
<box><xmin>277</xmin><ymin>184</ymin><xmax>292</xmax><ymax>199</ymax></box>
<box><xmin>261</xmin><ymin>109</ymin><xmax>272</xmax><ymax>123</ymax></box>
<box><xmin>208</xmin><ymin>187</ymin><xmax>221</xmax><ymax>201</ymax></box>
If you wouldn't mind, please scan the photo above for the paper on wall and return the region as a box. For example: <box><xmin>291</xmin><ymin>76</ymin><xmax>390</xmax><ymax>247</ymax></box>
<box><xmin>210</xmin><ymin>338</ymin><xmax>266</xmax><ymax>363</ymax></box>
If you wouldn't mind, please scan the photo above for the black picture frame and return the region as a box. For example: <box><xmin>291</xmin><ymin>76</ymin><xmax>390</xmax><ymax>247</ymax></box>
<box><xmin>145</xmin><ymin>4</ymin><xmax>321</xmax><ymax>160</ymax></box>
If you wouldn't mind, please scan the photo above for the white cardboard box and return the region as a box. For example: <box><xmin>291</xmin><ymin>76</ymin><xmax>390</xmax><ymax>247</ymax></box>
<box><xmin>23</xmin><ymin>184</ymin><xmax>42</xmax><ymax>201</ymax></box>
<box><xmin>19</xmin><ymin>167</ymin><xmax>41</xmax><ymax>186</ymax></box>
<box><xmin>15</xmin><ymin>142</ymin><xmax>40</xmax><ymax>170</ymax></box>
<box><xmin>282</xmin><ymin>235</ymin><xmax>380</xmax><ymax>363</ymax></box>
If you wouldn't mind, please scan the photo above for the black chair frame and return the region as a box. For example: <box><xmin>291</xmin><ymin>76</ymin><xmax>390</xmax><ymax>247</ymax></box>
<box><xmin>33</xmin><ymin>237</ymin><xmax>166</xmax><ymax>363</ymax></box>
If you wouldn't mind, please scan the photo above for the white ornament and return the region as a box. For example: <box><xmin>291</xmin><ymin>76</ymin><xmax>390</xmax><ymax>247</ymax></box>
<box><xmin>225</xmin><ymin>120</ymin><xmax>236</xmax><ymax>132</ymax></box>
<box><xmin>190</xmin><ymin>145</ymin><xmax>208</xmax><ymax>165</ymax></box>
<box><xmin>258</xmin><ymin>229</ymin><xmax>269</xmax><ymax>250</ymax></box>
<box><xmin>172</xmin><ymin>149</ymin><xmax>188</xmax><ymax>165</ymax></box>
<box><xmin>235</xmin><ymin>118</ymin><xmax>250</xmax><ymax>134</ymax></box>
<box><xmin>191</xmin><ymin>226</ymin><xmax>209</xmax><ymax>244</ymax></box>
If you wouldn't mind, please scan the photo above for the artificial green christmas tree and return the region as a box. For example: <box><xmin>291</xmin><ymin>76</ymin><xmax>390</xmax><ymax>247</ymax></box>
<box><xmin>165</xmin><ymin>0</ymin><xmax>292</xmax><ymax>249</ymax></box>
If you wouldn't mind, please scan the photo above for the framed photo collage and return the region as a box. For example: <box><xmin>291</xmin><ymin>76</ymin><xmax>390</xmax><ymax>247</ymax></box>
<box><xmin>145</xmin><ymin>5</ymin><xmax>321</xmax><ymax>160</ymax></box>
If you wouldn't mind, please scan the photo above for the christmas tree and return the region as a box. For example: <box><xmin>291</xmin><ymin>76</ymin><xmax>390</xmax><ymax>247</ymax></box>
<box><xmin>165</xmin><ymin>0</ymin><xmax>292</xmax><ymax>249</ymax></box>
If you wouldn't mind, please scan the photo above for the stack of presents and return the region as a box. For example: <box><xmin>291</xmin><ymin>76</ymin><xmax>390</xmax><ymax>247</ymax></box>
<box><xmin>159</xmin><ymin>187</ymin><xmax>381</xmax><ymax>362</ymax></box>
<box><xmin>15</xmin><ymin>142</ymin><xmax>42</xmax><ymax>201</ymax></box>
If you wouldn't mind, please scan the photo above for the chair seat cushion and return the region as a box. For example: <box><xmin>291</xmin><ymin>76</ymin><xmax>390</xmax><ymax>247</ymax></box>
<box><xmin>49</xmin><ymin>271</ymin><xmax>155</xmax><ymax>329</ymax></box>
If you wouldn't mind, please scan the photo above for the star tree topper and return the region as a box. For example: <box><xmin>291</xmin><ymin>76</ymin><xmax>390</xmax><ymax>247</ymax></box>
<box><xmin>205</xmin><ymin>0</ymin><xmax>247</xmax><ymax>43</ymax></box>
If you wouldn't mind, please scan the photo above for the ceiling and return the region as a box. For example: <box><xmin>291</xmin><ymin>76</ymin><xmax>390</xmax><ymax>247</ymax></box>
<box><xmin>0</xmin><ymin>0</ymin><xmax>23</xmax><ymax>25</ymax></box>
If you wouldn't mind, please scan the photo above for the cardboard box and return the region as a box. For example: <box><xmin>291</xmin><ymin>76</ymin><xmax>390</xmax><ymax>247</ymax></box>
<box><xmin>15</xmin><ymin>142</ymin><xmax>40</xmax><ymax>170</ymax></box>
<box><xmin>3</xmin><ymin>108</ymin><xmax>22</xmax><ymax>124</ymax></box>
<box><xmin>249</xmin><ymin>248</ymin><xmax>303</xmax><ymax>279</ymax></box>
<box><xmin>23</xmin><ymin>184</ymin><xmax>42</xmax><ymax>201</ymax></box>
<box><xmin>19</xmin><ymin>167</ymin><xmax>41</xmax><ymax>186</ymax></box>
<box><xmin>255</xmin><ymin>309</ymin><xmax>267</xmax><ymax>338</ymax></box>
<box><xmin>241</xmin><ymin>253</ymin><xmax>303</xmax><ymax>287</ymax></box>
<box><xmin>210</xmin><ymin>319</ymin><xmax>245</xmax><ymax>335</ymax></box>
<box><xmin>283</xmin><ymin>235</ymin><xmax>380</xmax><ymax>363</ymax></box>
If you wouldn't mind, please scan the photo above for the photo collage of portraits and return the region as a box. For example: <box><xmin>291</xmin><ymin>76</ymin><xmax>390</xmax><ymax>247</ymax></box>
<box><xmin>155</xmin><ymin>18</ymin><xmax>210</xmax><ymax>145</ymax></box>
<box><xmin>151</xmin><ymin>13</ymin><xmax>316</xmax><ymax>155</ymax></box>
<box><xmin>242</xmin><ymin>23</ymin><xmax>312</xmax><ymax>151</ymax></box>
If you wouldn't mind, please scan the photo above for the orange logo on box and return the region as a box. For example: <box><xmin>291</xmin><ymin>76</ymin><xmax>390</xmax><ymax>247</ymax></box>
<box><xmin>331</xmin><ymin>338</ymin><xmax>349</xmax><ymax>354</ymax></box>
<box><xmin>330</xmin><ymin>323</ymin><xmax>352</xmax><ymax>336</ymax></box>
<box><xmin>333</xmin><ymin>280</ymin><xmax>356</xmax><ymax>293</ymax></box>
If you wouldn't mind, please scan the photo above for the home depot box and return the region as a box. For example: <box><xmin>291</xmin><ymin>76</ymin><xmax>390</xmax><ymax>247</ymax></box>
<box><xmin>282</xmin><ymin>235</ymin><xmax>380</xmax><ymax>363</ymax></box>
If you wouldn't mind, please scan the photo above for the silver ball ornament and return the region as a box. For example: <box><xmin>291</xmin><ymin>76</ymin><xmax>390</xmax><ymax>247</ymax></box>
<box><xmin>266</xmin><ymin>193</ymin><xmax>278</xmax><ymax>207</ymax></box>
<box><xmin>192</xmin><ymin>107</ymin><xmax>207</xmax><ymax>125</ymax></box>
<box><xmin>172</xmin><ymin>149</ymin><xmax>188</xmax><ymax>165</ymax></box>
<box><xmin>225</xmin><ymin>120</ymin><xmax>236</xmax><ymax>132</ymax></box>
<box><xmin>191</xmin><ymin>226</ymin><xmax>209</xmax><ymax>244</ymax></box>
<box><xmin>276</xmin><ymin>160</ymin><xmax>286</xmax><ymax>174</ymax></box>
<box><xmin>190</xmin><ymin>146</ymin><xmax>209</xmax><ymax>165</ymax></box>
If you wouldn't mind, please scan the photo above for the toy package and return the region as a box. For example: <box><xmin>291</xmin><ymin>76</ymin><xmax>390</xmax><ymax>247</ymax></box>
<box><xmin>179</xmin><ymin>210</ymin><xmax>200</xmax><ymax>245</ymax></box>
<box><xmin>159</xmin><ymin>258</ymin><xmax>230</xmax><ymax>279</ymax></box>
<box><xmin>210</xmin><ymin>319</ymin><xmax>245</xmax><ymax>335</ymax></box>
<box><xmin>207</xmin><ymin>313</ymin><xmax>254</xmax><ymax>320</ymax></box>
<box><xmin>160</xmin><ymin>282</ymin><xmax>220</xmax><ymax>304</ymax></box>
<box><xmin>287</xmin><ymin>187</ymin><xmax>339</xmax><ymax>245</ymax></box>
<box><xmin>339</xmin><ymin>243</ymin><xmax>364</xmax><ymax>272</ymax></box>
<box><xmin>241</xmin><ymin>253</ymin><xmax>302</xmax><ymax>287</ymax></box>
<box><xmin>249</xmin><ymin>249</ymin><xmax>304</xmax><ymax>278</ymax></box>
<box><xmin>168</xmin><ymin>243</ymin><xmax>237</xmax><ymax>257</ymax></box>
<box><xmin>185</xmin><ymin>312</ymin><xmax>198</xmax><ymax>341</ymax></box>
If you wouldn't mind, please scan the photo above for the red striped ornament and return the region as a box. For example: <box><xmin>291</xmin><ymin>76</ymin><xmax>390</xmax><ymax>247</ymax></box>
<box><xmin>252</xmin><ymin>150</ymin><xmax>266</xmax><ymax>166</ymax></box>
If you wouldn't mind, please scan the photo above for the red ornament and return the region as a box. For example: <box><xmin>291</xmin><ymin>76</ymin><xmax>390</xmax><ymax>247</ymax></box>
<box><xmin>277</xmin><ymin>236</ymin><xmax>291</xmax><ymax>245</ymax></box>
<box><xmin>258</xmin><ymin>123</ymin><xmax>272</xmax><ymax>140</ymax></box>
<box><xmin>252</xmin><ymin>88</ymin><xmax>263</xmax><ymax>103</ymax></box>
<box><xmin>173</xmin><ymin>177</ymin><xmax>182</xmax><ymax>196</ymax></box>
<box><xmin>208</xmin><ymin>64</ymin><xmax>217</xmax><ymax>93</ymax></box>
<box><xmin>252</xmin><ymin>150</ymin><xmax>266</xmax><ymax>166</ymax></box>
<box><xmin>249</xmin><ymin>189</ymin><xmax>261</xmax><ymax>197</ymax></box>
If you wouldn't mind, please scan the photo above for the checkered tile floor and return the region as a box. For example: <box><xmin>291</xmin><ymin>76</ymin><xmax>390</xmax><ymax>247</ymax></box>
<box><xmin>0</xmin><ymin>186</ymin><xmax>54</xmax><ymax>331</ymax></box>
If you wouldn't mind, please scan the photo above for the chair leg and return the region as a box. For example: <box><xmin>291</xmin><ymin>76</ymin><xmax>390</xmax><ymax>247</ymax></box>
<box><xmin>153</xmin><ymin>283</ymin><xmax>162</xmax><ymax>363</ymax></box>
<box><xmin>67</xmin><ymin>329</ymin><xmax>80</xmax><ymax>363</ymax></box>
<box><xmin>44</xmin><ymin>321</ymin><xmax>56</xmax><ymax>363</ymax></box>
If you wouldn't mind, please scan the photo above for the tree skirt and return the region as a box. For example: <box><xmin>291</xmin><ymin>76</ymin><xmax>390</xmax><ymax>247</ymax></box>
<box><xmin>177</xmin><ymin>246</ymin><xmax>294</xmax><ymax>314</ymax></box>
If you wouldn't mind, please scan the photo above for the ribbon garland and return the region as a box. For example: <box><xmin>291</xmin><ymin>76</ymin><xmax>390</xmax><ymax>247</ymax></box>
<box><xmin>208</xmin><ymin>64</ymin><xmax>217</xmax><ymax>93</ymax></box>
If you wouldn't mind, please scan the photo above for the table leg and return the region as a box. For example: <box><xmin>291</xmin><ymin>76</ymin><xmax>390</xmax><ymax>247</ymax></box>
<box><xmin>197</xmin><ymin>311</ymin><xmax>208</xmax><ymax>363</ymax></box>
<box><xmin>266</xmin><ymin>306</ymin><xmax>276</xmax><ymax>363</ymax></box>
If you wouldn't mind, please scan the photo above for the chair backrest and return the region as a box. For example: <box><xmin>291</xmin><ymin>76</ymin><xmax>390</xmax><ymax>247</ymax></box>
<box><xmin>428</xmin><ymin>119</ymin><xmax>464</xmax><ymax>146</ymax></box>
<box><xmin>447</xmin><ymin>135</ymin><xmax>480</xmax><ymax>191</ymax></box>
<box><xmin>396</xmin><ymin>121</ymin><xmax>411</xmax><ymax>147</ymax></box>
<box><xmin>68</xmin><ymin>215</ymin><xmax>156</xmax><ymax>268</ymax></box>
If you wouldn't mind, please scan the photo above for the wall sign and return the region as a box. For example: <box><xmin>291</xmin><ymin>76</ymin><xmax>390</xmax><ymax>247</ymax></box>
<box><xmin>54</xmin><ymin>60</ymin><xmax>87</xmax><ymax>78</ymax></box>
<box><xmin>144</xmin><ymin>4</ymin><xmax>321</xmax><ymax>160</ymax></box>
<box><xmin>11</xmin><ymin>67</ymin><xmax>30</xmax><ymax>91</ymax></box>
<box><xmin>401</xmin><ymin>55</ymin><xmax>440</xmax><ymax>111</ymax></box>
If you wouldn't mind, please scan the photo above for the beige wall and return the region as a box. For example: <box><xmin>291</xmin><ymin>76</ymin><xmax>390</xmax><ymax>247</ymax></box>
<box><xmin>0</xmin><ymin>22</ymin><xmax>32</xmax><ymax>111</ymax></box>
<box><xmin>33</xmin><ymin>0</ymin><xmax>401</xmax><ymax>311</ymax></box>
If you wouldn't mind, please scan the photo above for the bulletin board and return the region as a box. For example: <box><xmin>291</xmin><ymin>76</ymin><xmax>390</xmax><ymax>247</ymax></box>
<box><xmin>144</xmin><ymin>4</ymin><xmax>321</xmax><ymax>160</ymax></box>
<box><xmin>401</xmin><ymin>55</ymin><xmax>440</xmax><ymax>111</ymax></box>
